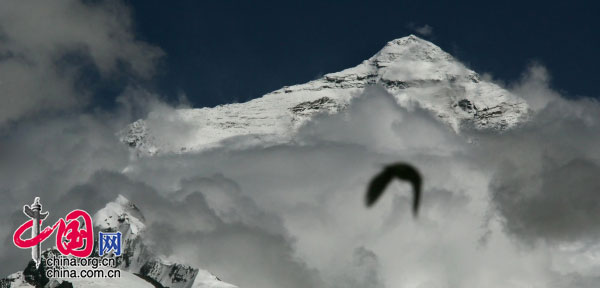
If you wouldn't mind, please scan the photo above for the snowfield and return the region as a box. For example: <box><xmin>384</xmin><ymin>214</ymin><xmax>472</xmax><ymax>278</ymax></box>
<box><xmin>121</xmin><ymin>35</ymin><xmax>529</xmax><ymax>156</ymax></box>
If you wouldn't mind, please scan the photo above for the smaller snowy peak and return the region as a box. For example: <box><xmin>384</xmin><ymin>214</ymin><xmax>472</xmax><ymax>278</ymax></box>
<box><xmin>3</xmin><ymin>196</ymin><xmax>238</xmax><ymax>288</ymax></box>
<box><xmin>93</xmin><ymin>194</ymin><xmax>146</xmax><ymax>236</ymax></box>
<box><xmin>93</xmin><ymin>195</ymin><xmax>238</xmax><ymax>288</ymax></box>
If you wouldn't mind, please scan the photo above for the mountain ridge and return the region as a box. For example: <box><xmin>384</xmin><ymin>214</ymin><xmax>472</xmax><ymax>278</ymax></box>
<box><xmin>1</xmin><ymin>195</ymin><xmax>237</xmax><ymax>288</ymax></box>
<box><xmin>121</xmin><ymin>35</ymin><xmax>529</xmax><ymax>156</ymax></box>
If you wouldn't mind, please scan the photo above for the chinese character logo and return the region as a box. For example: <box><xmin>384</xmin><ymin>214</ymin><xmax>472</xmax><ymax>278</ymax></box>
<box><xmin>13</xmin><ymin>197</ymin><xmax>94</xmax><ymax>267</ymax></box>
<box><xmin>99</xmin><ymin>232</ymin><xmax>122</xmax><ymax>256</ymax></box>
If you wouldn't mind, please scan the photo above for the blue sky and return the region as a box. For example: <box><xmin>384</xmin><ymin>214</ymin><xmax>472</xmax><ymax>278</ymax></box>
<box><xmin>117</xmin><ymin>0</ymin><xmax>599</xmax><ymax>108</ymax></box>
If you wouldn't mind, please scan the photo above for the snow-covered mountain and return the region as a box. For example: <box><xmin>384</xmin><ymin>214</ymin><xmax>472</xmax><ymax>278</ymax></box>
<box><xmin>1</xmin><ymin>196</ymin><xmax>237</xmax><ymax>288</ymax></box>
<box><xmin>121</xmin><ymin>35</ymin><xmax>529</xmax><ymax>155</ymax></box>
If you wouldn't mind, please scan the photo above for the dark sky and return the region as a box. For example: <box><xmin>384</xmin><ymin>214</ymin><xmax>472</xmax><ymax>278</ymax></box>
<box><xmin>117</xmin><ymin>0</ymin><xmax>599</xmax><ymax>108</ymax></box>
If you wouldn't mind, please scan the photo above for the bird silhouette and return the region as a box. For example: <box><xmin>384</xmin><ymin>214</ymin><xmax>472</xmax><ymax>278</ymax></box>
<box><xmin>366</xmin><ymin>163</ymin><xmax>422</xmax><ymax>215</ymax></box>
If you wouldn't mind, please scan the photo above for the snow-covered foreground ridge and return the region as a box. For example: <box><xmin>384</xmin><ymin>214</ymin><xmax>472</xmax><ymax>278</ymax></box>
<box><xmin>121</xmin><ymin>35</ymin><xmax>529</xmax><ymax>155</ymax></box>
<box><xmin>1</xmin><ymin>195</ymin><xmax>237</xmax><ymax>288</ymax></box>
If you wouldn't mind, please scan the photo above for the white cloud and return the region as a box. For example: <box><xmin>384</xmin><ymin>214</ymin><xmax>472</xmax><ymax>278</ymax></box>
<box><xmin>0</xmin><ymin>0</ymin><xmax>163</xmax><ymax>125</ymax></box>
<box><xmin>408</xmin><ymin>23</ymin><xmax>434</xmax><ymax>36</ymax></box>
<box><xmin>415</xmin><ymin>25</ymin><xmax>433</xmax><ymax>36</ymax></box>
<box><xmin>510</xmin><ymin>63</ymin><xmax>562</xmax><ymax>111</ymax></box>
<box><xmin>2</xmin><ymin>76</ymin><xmax>600</xmax><ymax>287</ymax></box>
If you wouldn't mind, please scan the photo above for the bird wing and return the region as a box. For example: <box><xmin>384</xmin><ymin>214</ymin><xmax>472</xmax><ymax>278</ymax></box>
<box><xmin>389</xmin><ymin>164</ymin><xmax>422</xmax><ymax>215</ymax></box>
<box><xmin>366</xmin><ymin>163</ymin><xmax>422</xmax><ymax>215</ymax></box>
<box><xmin>366</xmin><ymin>168</ymin><xmax>394</xmax><ymax>207</ymax></box>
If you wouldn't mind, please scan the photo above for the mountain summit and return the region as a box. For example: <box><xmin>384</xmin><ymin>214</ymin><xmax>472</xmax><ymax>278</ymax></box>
<box><xmin>121</xmin><ymin>35</ymin><xmax>529</xmax><ymax>155</ymax></box>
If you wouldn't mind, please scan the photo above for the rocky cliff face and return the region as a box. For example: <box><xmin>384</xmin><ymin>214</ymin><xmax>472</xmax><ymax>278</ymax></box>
<box><xmin>93</xmin><ymin>195</ymin><xmax>236</xmax><ymax>288</ymax></box>
<box><xmin>1</xmin><ymin>196</ymin><xmax>237</xmax><ymax>288</ymax></box>
<box><xmin>120</xmin><ymin>35</ymin><xmax>529</xmax><ymax>156</ymax></box>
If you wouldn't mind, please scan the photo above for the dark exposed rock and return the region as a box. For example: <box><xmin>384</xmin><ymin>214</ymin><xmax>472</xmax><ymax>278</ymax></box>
<box><xmin>457</xmin><ymin>99</ymin><xmax>476</xmax><ymax>112</ymax></box>
<box><xmin>290</xmin><ymin>97</ymin><xmax>337</xmax><ymax>114</ymax></box>
<box><xmin>23</xmin><ymin>260</ymin><xmax>49</xmax><ymax>288</ymax></box>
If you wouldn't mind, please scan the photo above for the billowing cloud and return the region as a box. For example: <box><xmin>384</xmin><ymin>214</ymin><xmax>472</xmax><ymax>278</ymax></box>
<box><xmin>0</xmin><ymin>0</ymin><xmax>163</xmax><ymax>125</ymax></box>
<box><xmin>484</xmin><ymin>100</ymin><xmax>600</xmax><ymax>244</ymax></box>
<box><xmin>2</xmin><ymin>77</ymin><xmax>600</xmax><ymax>287</ymax></box>
<box><xmin>509</xmin><ymin>63</ymin><xmax>562</xmax><ymax>111</ymax></box>
<box><xmin>415</xmin><ymin>25</ymin><xmax>433</xmax><ymax>36</ymax></box>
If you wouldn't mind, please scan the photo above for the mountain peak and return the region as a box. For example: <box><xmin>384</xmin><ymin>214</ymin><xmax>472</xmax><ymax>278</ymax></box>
<box><xmin>388</xmin><ymin>34</ymin><xmax>430</xmax><ymax>47</ymax></box>
<box><xmin>120</xmin><ymin>35</ymin><xmax>529</xmax><ymax>155</ymax></box>
<box><xmin>372</xmin><ymin>35</ymin><xmax>453</xmax><ymax>70</ymax></box>
<box><xmin>93</xmin><ymin>195</ymin><xmax>238</xmax><ymax>288</ymax></box>
<box><xmin>2</xmin><ymin>196</ymin><xmax>238</xmax><ymax>288</ymax></box>
<box><xmin>94</xmin><ymin>194</ymin><xmax>146</xmax><ymax>235</ymax></box>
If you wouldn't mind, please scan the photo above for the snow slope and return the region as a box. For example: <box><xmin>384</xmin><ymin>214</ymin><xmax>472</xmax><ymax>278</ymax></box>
<box><xmin>2</xmin><ymin>196</ymin><xmax>237</xmax><ymax>288</ymax></box>
<box><xmin>121</xmin><ymin>35</ymin><xmax>529</xmax><ymax>155</ymax></box>
<box><xmin>93</xmin><ymin>195</ymin><xmax>237</xmax><ymax>288</ymax></box>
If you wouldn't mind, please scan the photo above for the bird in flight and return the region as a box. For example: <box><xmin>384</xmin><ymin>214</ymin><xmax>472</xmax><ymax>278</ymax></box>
<box><xmin>366</xmin><ymin>163</ymin><xmax>422</xmax><ymax>216</ymax></box>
